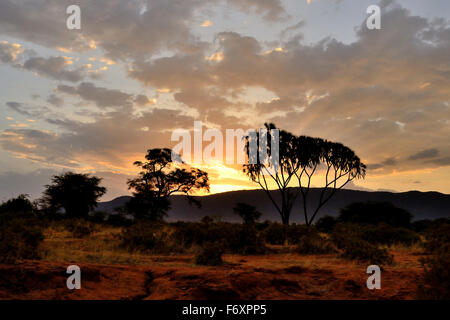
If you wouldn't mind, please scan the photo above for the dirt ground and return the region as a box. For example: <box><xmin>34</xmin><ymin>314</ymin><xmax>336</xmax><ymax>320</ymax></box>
<box><xmin>0</xmin><ymin>250</ymin><xmax>424</xmax><ymax>300</ymax></box>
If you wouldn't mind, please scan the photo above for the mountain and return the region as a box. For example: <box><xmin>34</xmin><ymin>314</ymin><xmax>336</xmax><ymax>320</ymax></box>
<box><xmin>96</xmin><ymin>188</ymin><xmax>450</xmax><ymax>223</ymax></box>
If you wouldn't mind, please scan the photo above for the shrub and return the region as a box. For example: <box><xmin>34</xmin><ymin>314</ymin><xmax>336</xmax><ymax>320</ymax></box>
<box><xmin>296</xmin><ymin>234</ymin><xmax>337</xmax><ymax>254</ymax></box>
<box><xmin>423</xmin><ymin>224</ymin><xmax>450</xmax><ymax>253</ymax></box>
<box><xmin>287</xmin><ymin>224</ymin><xmax>314</xmax><ymax>244</ymax></box>
<box><xmin>0</xmin><ymin>194</ymin><xmax>34</xmax><ymax>215</ymax></box>
<box><xmin>64</xmin><ymin>219</ymin><xmax>96</xmax><ymax>238</ymax></box>
<box><xmin>315</xmin><ymin>215</ymin><xmax>337</xmax><ymax>233</ymax></box>
<box><xmin>0</xmin><ymin>214</ymin><xmax>44</xmax><ymax>264</ymax></box>
<box><xmin>338</xmin><ymin>201</ymin><xmax>412</xmax><ymax>227</ymax></box>
<box><xmin>227</xmin><ymin>225</ymin><xmax>266</xmax><ymax>255</ymax></box>
<box><xmin>90</xmin><ymin>211</ymin><xmax>106</xmax><ymax>223</ymax></box>
<box><xmin>106</xmin><ymin>213</ymin><xmax>133</xmax><ymax>227</ymax></box>
<box><xmin>339</xmin><ymin>238</ymin><xmax>393</xmax><ymax>265</ymax></box>
<box><xmin>121</xmin><ymin>221</ymin><xmax>160</xmax><ymax>251</ymax></box>
<box><xmin>331</xmin><ymin>222</ymin><xmax>420</xmax><ymax>247</ymax></box>
<box><xmin>120</xmin><ymin>221</ymin><xmax>178</xmax><ymax>253</ymax></box>
<box><xmin>194</xmin><ymin>242</ymin><xmax>224</xmax><ymax>266</ymax></box>
<box><xmin>417</xmin><ymin>249</ymin><xmax>450</xmax><ymax>299</ymax></box>
<box><xmin>263</xmin><ymin>223</ymin><xmax>285</xmax><ymax>245</ymax></box>
<box><xmin>361</xmin><ymin>224</ymin><xmax>420</xmax><ymax>246</ymax></box>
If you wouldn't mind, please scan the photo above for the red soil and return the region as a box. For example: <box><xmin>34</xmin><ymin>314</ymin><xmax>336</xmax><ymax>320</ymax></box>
<box><xmin>0</xmin><ymin>250</ymin><xmax>424</xmax><ymax>300</ymax></box>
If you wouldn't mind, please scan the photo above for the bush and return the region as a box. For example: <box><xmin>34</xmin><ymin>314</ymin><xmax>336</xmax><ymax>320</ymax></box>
<box><xmin>423</xmin><ymin>224</ymin><xmax>450</xmax><ymax>253</ymax></box>
<box><xmin>361</xmin><ymin>224</ymin><xmax>420</xmax><ymax>246</ymax></box>
<box><xmin>106</xmin><ymin>213</ymin><xmax>133</xmax><ymax>227</ymax></box>
<box><xmin>194</xmin><ymin>242</ymin><xmax>224</xmax><ymax>266</ymax></box>
<box><xmin>120</xmin><ymin>221</ymin><xmax>178</xmax><ymax>253</ymax></box>
<box><xmin>263</xmin><ymin>223</ymin><xmax>285</xmax><ymax>245</ymax></box>
<box><xmin>121</xmin><ymin>221</ymin><xmax>160</xmax><ymax>251</ymax></box>
<box><xmin>338</xmin><ymin>201</ymin><xmax>412</xmax><ymax>227</ymax></box>
<box><xmin>64</xmin><ymin>219</ymin><xmax>96</xmax><ymax>238</ymax></box>
<box><xmin>296</xmin><ymin>234</ymin><xmax>337</xmax><ymax>254</ymax></box>
<box><xmin>287</xmin><ymin>224</ymin><xmax>314</xmax><ymax>244</ymax></box>
<box><xmin>339</xmin><ymin>238</ymin><xmax>393</xmax><ymax>265</ymax></box>
<box><xmin>331</xmin><ymin>223</ymin><xmax>420</xmax><ymax>247</ymax></box>
<box><xmin>227</xmin><ymin>225</ymin><xmax>266</xmax><ymax>255</ymax></box>
<box><xmin>315</xmin><ymin>215</ymin><xmax>337</xmax><ymax>233</ymax></box>
<box><xmin>262</xmin><ymin>223</ymin><xmax>313</xmax><ymax>245</ymax></box>
<box><xmin>417</xmin><ymin>249</ymin><xmax>450</xmax><ymax>299</ymax></box>
<box><xmin>0</xmin><ymin>214</ymin><xmax>44</xmax><ymax>264</ymax></box>
<box><xmin>0</xmin><ymin>194</ymin><xmax>34</xmax><ymax>215</ymax></box>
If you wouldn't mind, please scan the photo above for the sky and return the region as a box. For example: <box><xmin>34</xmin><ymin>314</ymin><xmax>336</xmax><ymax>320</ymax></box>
<box><xmin>0</xmin><ymin>0</ymin><xmax>449</xmax><ymax>201</ymax></box>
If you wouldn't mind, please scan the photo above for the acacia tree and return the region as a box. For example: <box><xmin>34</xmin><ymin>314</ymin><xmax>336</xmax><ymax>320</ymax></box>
<box><xmin>243</xmin><ymin>123</ymin><xmax>300</xmax><ymax>226</ymax></box>
<box><xmin>295</xmin><ymin>139</ymin><xmax>366</xmax><ymax>225</ymax></box>
<box><xmin>243</xmin><ymin>124</ymin><xmax>366</xmax><ymax>226</ymax></box>
<box><xmin>127</xmin><ymin>148</ymin><xmax>209</xmax><ymax>220</ymax></box>
<box><xmin>41</xmin><ymin>172</ymin><xmax>106</xmax><ymax>218</ymax></box>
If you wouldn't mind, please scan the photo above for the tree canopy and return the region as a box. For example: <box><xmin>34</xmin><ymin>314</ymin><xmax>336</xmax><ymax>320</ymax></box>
<box><xmin>126</xmin><ymin>148</ymin><xmax>210</xmax><ymax>220</ymax></box>
<box><xmin>244</xmin><ymin>124</ymin><xmax>366</xmax><ymax>226</ymax></box>
<box><xmin>41</xmin><ymin>172</ymin><xmax>106</xmax><ymax>218</ymax></box>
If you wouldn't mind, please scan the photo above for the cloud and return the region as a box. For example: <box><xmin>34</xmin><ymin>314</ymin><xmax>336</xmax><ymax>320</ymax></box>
<box><xmin>127</xmin><ymin>3</ymin><xmax>450</xmax><ymax>175</ymax></box>
<box><xmin>226</xmin><ymin>0</ymin><xmax>288</xmax><ymax>22</ymax></box>
<box><xmin>0</xmin><ymin>169</ymin><xmax>57</xmax><ymax>201</ymax></box>
<box><xmin>46</xmin><ymin>94</ymin><xmax>64</xmax><ymax>106</ymax></box>
<box><xmin>408</xmin><ymin>148</ymin><xmax>439</xmax><ymax>160</ymax></box>
<box><xmin>6</xmin><ymin>102</ymin><xmax>32</xmax><ymax>116</ymax></box>
<box><xmin>23</xmin><ymin>56</ymin><xmax>92</xmax><ymax>82</ymax></box>
<box><xmin>57</xmin><ymin>82</ymin><xmax>135</xmax><ymax>109</ymax></box>
<box><xmin>0</xmin><ymin>41</ymin><xmax>22</xmax><ymax>63</ymax></box>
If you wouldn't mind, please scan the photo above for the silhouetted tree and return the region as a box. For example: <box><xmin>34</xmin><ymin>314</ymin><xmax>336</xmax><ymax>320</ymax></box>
<box><xmin>127</xmin><ymin>148</ymin><xmax>209</xmax><ymax>220</ymax></box>
<box><xmin>295</xmin><ymin>139</ymin><xmax>366</xmax><ymax>225</ymax></box>
<box><xmin>41</xmin><ymin>172</ymin><xmax>106</xmax><ymax>218</ymax></box>
<box><xmin>0</xmin><ymin>194</ymin><xmax>34</xmax><ymax>216</ymax></box>
<box><xmin>243</xmin><ymin>124</ymin><xmax>366</xmax><ymax>226</ymax></box>
<box><xmin>244</xmin><ymin>123</ymin><xmax>300</xmax><ymax>226</ymax></box>
<box><xmin>233</xmin><ymin>202</ymin><xmax>262</xmax><ymax>225</ymax></box>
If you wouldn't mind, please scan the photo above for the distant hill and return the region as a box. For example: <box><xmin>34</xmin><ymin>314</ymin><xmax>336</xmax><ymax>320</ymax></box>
<box><xmin>96</xmin><ymin>188</ymin><xmax>450</xmax><ymax>223</ymax></box>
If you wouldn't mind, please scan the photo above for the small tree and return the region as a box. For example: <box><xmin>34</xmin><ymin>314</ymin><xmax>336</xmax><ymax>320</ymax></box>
<box><xmin>295</xmin><ymin>139</ymin><xmax>366</xmax><ymax>225</ymax></box>
<box><xmin>127</xmin><ymin>148</ymin><xmax>209</xmax><ymax>220</ymax></box>
<box><xmin>243</xmin><ymin>123</ymin><xmax>300</xmax><ymax>226</ymax></box>
<box><xmin>233</xmin><ymin>202</ymin><xmax>262</xmax><ymax>225</ymax></box>
<box><xmin>41</xmin><ymin>172</ymin><xmax>106</xmax><ymax>218</ymax></box>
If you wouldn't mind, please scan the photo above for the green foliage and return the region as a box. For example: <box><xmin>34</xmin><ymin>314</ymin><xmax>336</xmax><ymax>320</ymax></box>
<box><xmin>338</xmin><ymin>201</ymin><xmax>412</xmax><ymax>227</ymax></box>
<box><xmin>41</xmin><ymin>172</ymin><xmax>106</xmax><ymax>218</ymax></box>
<box><xmin>194</xmin><ymin>242</ymin><xmax>224</xmax><ymax>266</ymax></box>
<box><xmin>296</xmin><ymin>234</ymin><xmax>337</xmax><ymax>255</ymax></box>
